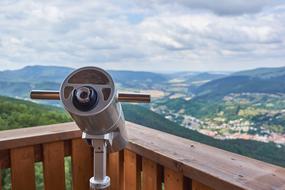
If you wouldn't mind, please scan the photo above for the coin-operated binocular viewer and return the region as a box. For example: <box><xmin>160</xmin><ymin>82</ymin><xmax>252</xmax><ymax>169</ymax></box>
<box><xmin>30</xmin><ymin>67</ymin><xmax>150</xmax><ymax>189</ymax></box>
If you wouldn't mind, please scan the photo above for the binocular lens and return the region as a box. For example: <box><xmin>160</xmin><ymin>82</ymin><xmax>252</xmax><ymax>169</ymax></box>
<box><xmin>76</xmin><ymin>87</ymin><xmax>91</xmax><ymax>103</ymax></box>
<box><xmin>73</xmin><ymin>86</ymin><xmax>97</xmax><ymax>111</ymax></box>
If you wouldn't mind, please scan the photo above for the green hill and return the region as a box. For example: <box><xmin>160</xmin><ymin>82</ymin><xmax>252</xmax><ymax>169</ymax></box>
<box><xmin>0</xmin><ymin>66</ymin><xmax>73</xmax><ymax>83</ymax></box>
<box><xmin>194</xmin><ymin>66</ymin><xmax>285</xmax><ymax>97</ymax></box>
<box><xmin>0</xmin><ymin>96</ymin><xmax>285</xmax><ymax>168</ymax></box>
<box><xmin>233</xmin><ymin>66</ymin><xmax>285</xmax><ymax>79</ymax></box>
<box><xmin>194</xmin><ymin>75</ymin><xmax>285</xmax><ymax>98</ymax></box>
<box><xmin>0</xmin><ymin>96</ymin><xmax>70</xmax><ymax>130</ymax></box>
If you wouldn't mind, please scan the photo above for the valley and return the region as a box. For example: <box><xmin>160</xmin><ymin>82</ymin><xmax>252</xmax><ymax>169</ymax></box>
<box><xmin>151</xmin><ymin>93</ymin><xmax>285</xmax><ymax>145</ymax></box>
<box><xmin>0</xmin><ymin>65</ymin><xmax>284</xmax><ymax>146</ymax></box>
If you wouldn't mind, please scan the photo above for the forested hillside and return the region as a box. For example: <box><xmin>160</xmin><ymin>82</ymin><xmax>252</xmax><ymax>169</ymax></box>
<box><xmin>0</xmin><ymin>96</ymin><xmax>70</xmax><ymax>130</ymax></box>
<box><xmin>194</xmin><ymin>76</ymin><xmax>285</xmax><ymax>97</ymax></box>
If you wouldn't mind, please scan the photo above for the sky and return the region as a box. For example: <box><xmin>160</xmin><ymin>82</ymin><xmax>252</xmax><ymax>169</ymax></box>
<box><xmin>0</xmin><ymin>0</ymin><xmax>285</xmax><ymax>72</ymax></box>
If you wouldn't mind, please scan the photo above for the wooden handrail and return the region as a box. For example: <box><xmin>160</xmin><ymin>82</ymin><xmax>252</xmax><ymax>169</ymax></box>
<box><xmin>0</xmin><ymin>122</ymin><xmax>285</xmax><ymax>190</ymax></box>
<box><xmin>0</xmin><ymin>122</ymin><xmax>80</xmax><ymax>151</ymax></box>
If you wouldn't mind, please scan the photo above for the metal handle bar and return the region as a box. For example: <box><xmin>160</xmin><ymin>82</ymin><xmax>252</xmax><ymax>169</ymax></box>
<box><xmin>30</xmin><ymin>90</ymin><xmax>151</xmax><ymax>103</ymax></box>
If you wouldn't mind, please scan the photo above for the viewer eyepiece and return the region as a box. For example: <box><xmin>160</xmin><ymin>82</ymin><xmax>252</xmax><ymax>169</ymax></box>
<box><xmin>73</xmin><ymin>86</ymin><xmax>97</xmax><ymax>111</ymax></box>
<box><xmin>76</xmin><ymin>87</ymin><xmax>91</xmax><ymax>103</ymax></box>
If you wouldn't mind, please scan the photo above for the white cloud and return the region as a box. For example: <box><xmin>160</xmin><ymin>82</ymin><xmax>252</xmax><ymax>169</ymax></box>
<box><xmin>139</xmin><ymin>0</ymin><xmax>283</xmax><ymax>15</ymax></box>
<box><xmin>0</xmin><ymin>0</ymin><xmax>284</xmax><ymax>71</ymax></box>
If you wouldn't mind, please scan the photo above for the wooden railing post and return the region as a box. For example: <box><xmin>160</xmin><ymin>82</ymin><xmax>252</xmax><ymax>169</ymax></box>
<box><xmin>43</xmin><ymin>141</ymin><xmax>65</xmax><ymax>190</ymax></box>
<box><xmin>10</xmin><ymin>146</ymin><xmax>36</xmax><ymax>190</ymax></box>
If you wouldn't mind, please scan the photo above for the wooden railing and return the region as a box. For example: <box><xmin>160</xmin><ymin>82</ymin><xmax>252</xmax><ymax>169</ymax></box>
<box><xmin>0</xmin><ymin>122</ymin><xmax>285</xmax><ymax>190</ymax></box>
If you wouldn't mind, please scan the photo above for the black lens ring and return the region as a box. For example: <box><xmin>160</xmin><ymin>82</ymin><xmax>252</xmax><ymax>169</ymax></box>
<box><xmin>73</xmin><ymin>86</ymin><xmax>98</xmax><ymax>111</ymax></box>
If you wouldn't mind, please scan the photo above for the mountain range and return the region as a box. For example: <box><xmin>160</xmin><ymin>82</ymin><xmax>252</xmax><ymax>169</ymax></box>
<box><xmin>1</xmin><ymin>65</ymin><xmax>285</xmax><ymax>109</ymax></box>
<box><xmin>0</xmin><ymin>65</ymin><xmax>226</xmax><ymax>98</ymax></box>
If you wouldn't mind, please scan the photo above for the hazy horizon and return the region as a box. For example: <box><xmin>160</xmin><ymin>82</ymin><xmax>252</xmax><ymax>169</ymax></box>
<box><xmin>0</xmin><ymin>1</ymin><xmax>285</xmax><ymax>71</ymax></box>
<box><xmin>1</xmin><ymin>64</ymin><xmax>285</xmax><ymax>74</ymax></box>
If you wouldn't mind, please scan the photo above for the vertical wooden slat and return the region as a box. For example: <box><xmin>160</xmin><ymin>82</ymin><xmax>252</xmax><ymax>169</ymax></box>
<box><xmin>43</xmin><ymin>141</ymin><xmax>65</xmax><ymax>190</ymax></box>
<box><xmin>72</xmin><ymin>139</ymin><xmax>93</xmax><ymax>190</ymax></box>
<box><xmin>10</xmin><ymin>146</ymin><xmax>36</xmax><ymax>190</ymax></box>
<box><xmin>164</xmin><ymin>168</ymin><xmax>183</xmax><ymax>190</ymax></box>
<box><xmin>119</xmin><ymin>150</ymin><xmax>125</xmax><ymax>190</ymax></box>
<box><xmin>137</xmin><ymin>155</ymin><xmax>142</xmax><ymax>190</ymax></box>
<box><xmin>183</xmin><ymin>177</ymin><xmax>192</xmax><ymax>190</ymax></box>
<box><xmin>108</xmin><ymin>152</ymin><xmax>123</xmax><ymax>190</ymax></box>
<box><xmin>0</xmin><ymin>168</ymin><xmax>2</xmax><ymax>190</ymax></box>
<box><xmin>192</xmin><ymin>180</ymin><xmax>213</xmax><ymax>190</ymax></box>
<box><xmin>142</xmin><ymin>158</ymin><xmax>162</xmax><ymax>190</ymax></box>
<box><xmin>124</xmin><ymin>149</ymin><xmax>141</xmax><ymax>190</ymax></box>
